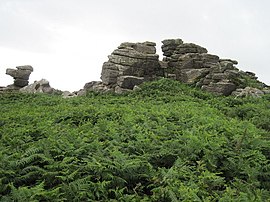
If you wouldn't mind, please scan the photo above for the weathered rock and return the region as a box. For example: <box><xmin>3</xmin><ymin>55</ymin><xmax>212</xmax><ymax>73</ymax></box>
<box><xmin>118</xmin><ymin>42</ymin><xmax>156</xmax><ymax>54</ymax></box>
<box><xmin>161</xmin><ymin>39</ymin><xmax>184</xmax><ymax>56</ymax></box>
<box><xmin>0</xmin><ymin>85</ymin><xmax>21</xmax><ymax>92</ymax></box>
<box><xmin>62</xmin><ymin>91</ymin><xmax>77</xmax><ymax>98</ymax></box>
<box><xmin>114</xmin><ymin>86</ymin><xmax>132</xmax><ymax>94</ymax></box>
<box><xmin>6</xmin><ymin>65</ymin><xmax>33</xmax><ymax>88</ymax></box>
<box><xmin>219</xmin><ymin>59</ymin><xmax>238</xmax><ymax>65</ymax></box>
<box><xmin>80</xmin><ymin>38</ymin><xmax>267</xmax><ymax>96</ymax></box>
<box><xmin>101</xmin><ymin>62</ymin><xmax>119</xmax><ymax>85</ymax></box>
<box><xmin>20</xmin><ymin>79</ymin><xmax>55</xmax><ymax>94</ymax></box>
<box><xmin>97</xmin><ymin>41</ymin><xmax>163</xmax><ymax>93</ymax></box>
<box><xmin>160</xmin><ymin>38</ymin><xmax>261</xmax><ymax>95</ymax></box>
<box><xmin>117</xmin><ymin>76</ymin><xmax>145</xmax><ymax>89</ymax></box>
<box><xmin>6</xmin><ymin>69</ymin><xmax>32</xmax><ymax>80</ymax></box>
<box><xmin>177</xmin><ymin>68</ymin><xmax>209</xmax><ymax>84</ymax></box>
<box><xmin>175</xmin><ymin>43</ymin><xmax>208</xmax><ymax>55</ymax></box>
<box><xmin>202</xmin><ymin>82</ymin><xmax>236</xmax><ymax>96</ymax></box>
<box><xmin>244</xmin><ymin>71</ymin><xmax>258</xmax><ymax>79</ymax></box>
<box><xmin>83</xmin><ymin>81</ymin><xmax>112</xmax><ymax>93</ymax></box>
<box><xmin>263</xmin><ymin>89</ymin><xmax>270</xmax><ymax>94</ymax></box>
<box><xmin>219</xmin><ymin>61</ymin><xmax>235</xmax><ymax>72</ymax></box>
<box><xmin>211</xmin><ymin>73</ymin><xmax>228</xmax><ymax>81</ymax></box>
<box><xmin>14</xmin><ymin>79</ymin><xmax>29</xmax><ymax>87</ymax></box>
<box><xmin>16</xmin><ymin>65</ymin><xmax>34</xmax><ymax>71</ymax></box>
<box><xmin>232</xmin><ymin>87</ymin><xmax>265</xmax><ymax>98</ymax></box>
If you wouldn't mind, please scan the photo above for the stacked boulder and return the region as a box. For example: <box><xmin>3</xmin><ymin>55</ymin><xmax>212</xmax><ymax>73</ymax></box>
<box><xmin>161</xmin><ymin>39</ymin><xmax>247</xmax><ymax>95</ymax></box>
<box><xmin>85</xmin><ymin>41</ymin><xmax>163</xmax><ymax>93</ymax></box>
<box><xmin>6</xmin><ymin>65</ymin><xmax>33</xmax><ymax>89</ymax></box>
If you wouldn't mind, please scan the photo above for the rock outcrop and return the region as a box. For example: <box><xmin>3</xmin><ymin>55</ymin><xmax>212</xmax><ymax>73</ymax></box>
<box><xmin>1</xmin><ymin>38</ymin><xmax>269</xmax><ymax>97</ymax></box>
<box><xmin>6</xmin><ymin>65</ymin><xmax>33</xmax><ymax>88</ymax></box>
<box><xmin>161</xmin><ymin>39</ymin><xmax>236</xmax><ymax>95</ymax></box>
<box><xmin>80</xmin><ymin>38</ymin><xmax>269</xmax><ymax>96</ymax></box>
<box><xmin>20</xmin><ymin>79</ymin><xmax>57</xmax><ymax>94</ymax></box>
<box><xmin>89</xmin><ymin>41</ymin><xmax>163</xmax><ymax>93</ymax></box>
<box><xmin>161</xmin><ymin>39</ymin><xmax>268</xmax><ymax>96</ymax></box>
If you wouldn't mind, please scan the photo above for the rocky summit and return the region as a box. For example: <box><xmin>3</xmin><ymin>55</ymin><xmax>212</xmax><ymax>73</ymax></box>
<box><xmin>1</xmin><ymin>38</ymin><xmax>269</xmax><ymax>97</ymax></box>
<box><xmin>83</xmin><ymin>38</ymin><xmax>268</xmax><ymax>96</ymax></box>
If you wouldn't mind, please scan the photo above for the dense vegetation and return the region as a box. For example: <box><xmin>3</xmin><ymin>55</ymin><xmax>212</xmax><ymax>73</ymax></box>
<box><xmin>0</xmin><ymin>79</ymin><xmax>269</xmax><ymax>201</ymax></box>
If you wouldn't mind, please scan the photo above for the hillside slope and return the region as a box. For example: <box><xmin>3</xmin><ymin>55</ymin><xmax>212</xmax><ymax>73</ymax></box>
<box><xmin>0</xmin><ymin>79</ymin><xmax>270</xmax><ymax>201</ymax></box>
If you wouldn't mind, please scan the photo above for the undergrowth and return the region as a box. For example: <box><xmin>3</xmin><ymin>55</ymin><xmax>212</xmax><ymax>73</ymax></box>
<box><xmin>0</xmin><ymin>78</ymin><xmax>269</xmax><ymax>201</ymax></box>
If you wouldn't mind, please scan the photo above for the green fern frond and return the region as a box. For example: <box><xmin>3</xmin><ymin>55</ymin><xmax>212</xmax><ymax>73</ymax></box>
<box><xmin>23</xmin><ymin>147</ymin><xmax>43</xmax><ymax>157</ymax></box>
<box><xmin>14</xmin><ymin>154</ymin><xmax>53</xmax><ymax>168</ymax></box>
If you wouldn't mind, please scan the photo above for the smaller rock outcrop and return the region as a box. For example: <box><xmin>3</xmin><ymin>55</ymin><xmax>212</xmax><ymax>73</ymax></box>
<box><xmin>6</xmin><ymin>65</ymin><xmax>33</xmax><ymax>88</ymax></box>
<box><xmin>20</xmin><ymin>79</ymin><xmax>57</xmax><ymax>94</ymax></box>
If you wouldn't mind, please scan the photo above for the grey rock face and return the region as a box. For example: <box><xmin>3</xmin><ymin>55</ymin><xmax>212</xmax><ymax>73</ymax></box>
<box><xmin>98</xmin><ymin>41</ymin><xmax>163</xmax><ymax>93</ymax></box>
<box><xmin>177</xmin><ymin>68</ymin><xmax>210</xmax><ymax>84</ymax></box>
<box><xmin>6</xmin><ymin>65</ymin><xmax>33</xmax><ymax>88</ymax></box>
<box><xmin>202</xmin><ymin>82</ymin><xmax>236</xmax><ymax>96</ymax></box>
<box><xmin>101</xmin><ymin>62</ymin><xmax>119</xmax><ymax>85</ymax></box>
<box><xmin>161</xmin><ymin>39</ymin><xmax>251</xmax><ymax>96</ymax></box>
<box><xmin>81</xmin><ymin>38</ymin><xmax>265</xmax><ymax>96</ymax></box>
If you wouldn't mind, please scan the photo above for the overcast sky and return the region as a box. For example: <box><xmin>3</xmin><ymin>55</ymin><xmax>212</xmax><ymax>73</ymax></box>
<box><xmin>1</xmin><ymin>0</ymin><xmax>269</xmax><ymax>91</ymax></box>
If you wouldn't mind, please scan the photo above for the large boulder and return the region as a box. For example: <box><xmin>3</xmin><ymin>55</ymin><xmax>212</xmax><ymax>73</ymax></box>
<box><xmin>98</xmin><ymin>41</ymin><xmax>163</xmax><ymax>92</ymax></box>
<box><xmin>202</xmin><ymin>82</ymin><xmax>237</xmax><ymax>96</ymax></box>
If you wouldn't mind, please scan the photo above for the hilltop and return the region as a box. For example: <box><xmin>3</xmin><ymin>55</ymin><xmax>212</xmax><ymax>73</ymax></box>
<box><xmin>1</xmin><ymin>38</ymin><xmax>269</xmax><ymax>98</ymax></box>
<box><xmin>0</xmin><ymin>78</ymin><xmax>270</xmax><ymax>201</ymax></box>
